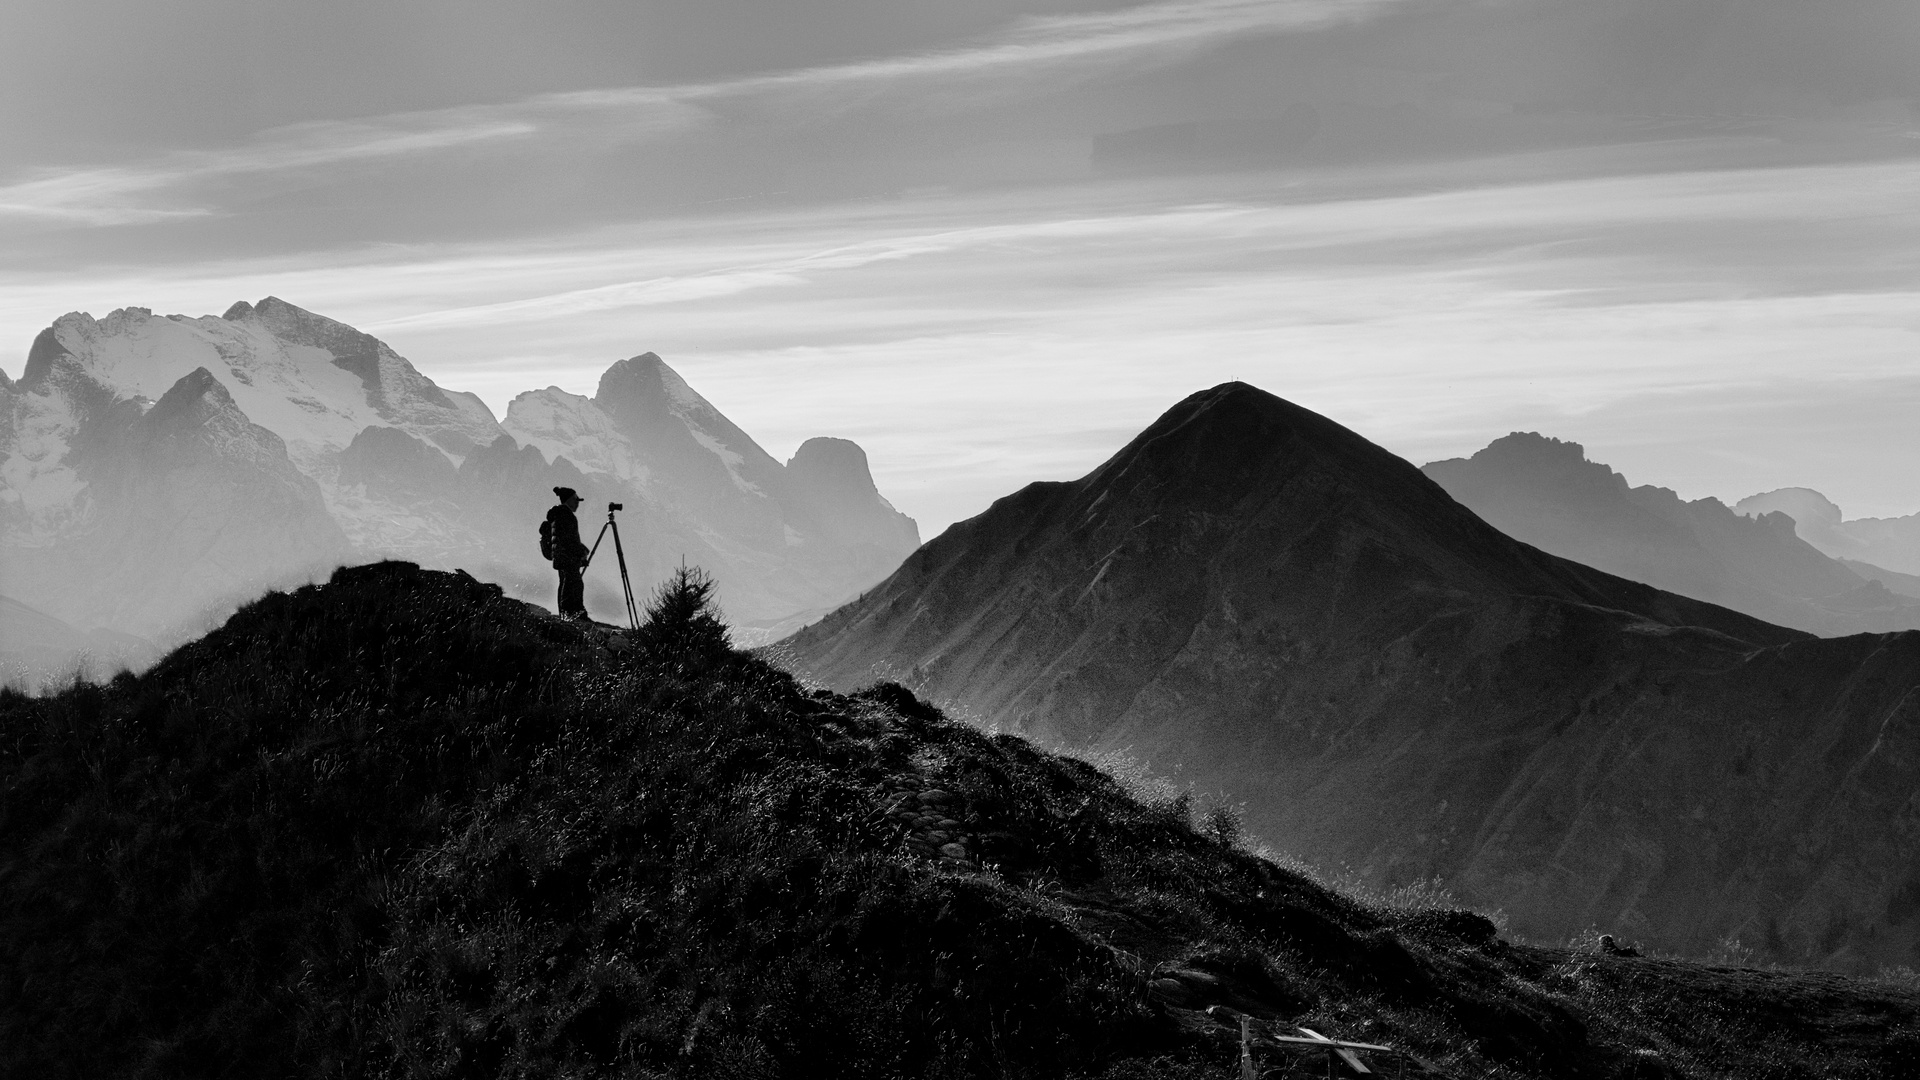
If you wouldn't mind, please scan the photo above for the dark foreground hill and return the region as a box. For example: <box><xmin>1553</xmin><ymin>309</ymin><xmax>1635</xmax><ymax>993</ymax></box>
<box><xmin>782</xmin><ymin>383</ymin><xmax>1920</xmax><ymax>972</ymax></box>
<box><xmin>5</xmin><ymin>563</ymin><xmax>1916</xmax><ymax>1078</ymax></box>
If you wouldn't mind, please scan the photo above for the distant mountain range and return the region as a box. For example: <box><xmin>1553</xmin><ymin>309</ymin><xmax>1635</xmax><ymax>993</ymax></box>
<box><xmin>1422</xmin><ymin>433</ymin><xmax>1920</xmax><ymax>636</ymax></box>
<box><xmin>0</xmin><ymin>298</ymin><xmax>917</xmax><ymax>683</ymax></box>
<box><xmin>782</xmin><ymin>383</ymin><xmax>1920</xmax><ymax>971</ymax></box>
<box><xmin>0</xmin><ymin>594</ymin><xmax>156</xmax><ymax>687</ymax></box>
<box><xmin>1736</xmin><ymin>487</ymin><xmax>1920</xmax><ymax>580</ymax></box>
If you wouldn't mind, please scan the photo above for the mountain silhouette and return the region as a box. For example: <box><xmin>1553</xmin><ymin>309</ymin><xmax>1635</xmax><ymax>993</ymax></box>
<box><xmin>783</xmin><ymin>383</ymin><xmax>1920</xmax><ymax>970</ymax></box>
<box><xmin>1737</xmin><ymin>487</ymin><xmax>1920</xmax><ymax>579</ymax></box>
<box><xmin>1422</xmin><ymin>433</ymin><xmax>1920</xmax><ymax>635</ymax></box>
<box><xmin>3</xmin><ymin>560</ymin><xmax>1914</xmax><ymax>1078</ymax></box>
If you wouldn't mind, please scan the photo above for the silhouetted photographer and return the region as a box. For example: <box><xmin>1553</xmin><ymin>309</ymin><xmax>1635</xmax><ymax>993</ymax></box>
<box><xmin>540</xmin><ymin>487</ymin><xmax>590</xmax><ymax>619</ymax></box>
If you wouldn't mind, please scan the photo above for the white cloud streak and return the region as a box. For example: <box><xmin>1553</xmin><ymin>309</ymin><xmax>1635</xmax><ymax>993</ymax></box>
<box><xmin>0</xmin><ymin>0</ymin><xmax>1415</xmax><ymax>225</ymax></box>
<box><xmin>361</xmin><ymin>208</ymin><xmax>1257</xmax><ymax>331</ymax></box>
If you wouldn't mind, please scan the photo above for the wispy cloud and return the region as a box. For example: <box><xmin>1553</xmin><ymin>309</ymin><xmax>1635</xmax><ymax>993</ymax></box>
<box><xmin>671</xmin><ymin>0</ymin><xmax>1412</xmax><ymax>107</ymax></box>
<box><xmin>0</xmin><ymin>107</ymin><xmax>678</xmax><ymax>226</ymax></box>
<box><xmin>7</xmin><ymin>152</ymin><xmax>1917</xmax><ymax>530</ymax></box>
<box><xmin>0</xmin><ymin>0</ymin><xmax>1413</xmax><ymax>226</ymax></box>
<box><xmin>362</xmin><ymin>206</ymin><xmax>1260</xmax><ymax>331</ymax></box>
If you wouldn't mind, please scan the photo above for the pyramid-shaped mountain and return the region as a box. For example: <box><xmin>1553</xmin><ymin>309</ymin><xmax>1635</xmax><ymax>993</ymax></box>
<box><xmin>783</xmin><ymin>383</ymin><xmax>1920</xmax><ymax>970</ymax></box>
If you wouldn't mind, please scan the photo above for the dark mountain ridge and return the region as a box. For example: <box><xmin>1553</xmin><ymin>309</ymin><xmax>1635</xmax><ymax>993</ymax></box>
<box><xmin>783</xmin><ymin>383</ymin><xmax>1920</xmax><ymax>971</ymax></box>
<box><xmin>3</xmin><ymin>561</ymin><xmax>1915</xmax><ymax>1079</ymax></box>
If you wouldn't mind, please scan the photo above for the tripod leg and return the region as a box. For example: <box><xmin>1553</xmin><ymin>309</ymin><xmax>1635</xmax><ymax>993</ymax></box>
<box><xmin>584</xmin><ymin>521</ymin><xmax>611</xmax><ymax>568</ymax></box>
<box><xmin>609</xmin><ymin>519</ymin><xmax>640</xmax><ymax>630</ymax></box>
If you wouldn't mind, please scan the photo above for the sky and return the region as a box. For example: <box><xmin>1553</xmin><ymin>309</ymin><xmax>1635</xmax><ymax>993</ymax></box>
<box><xmin>4</xmin><ymin>0</ymin><xmax>1919</xmax><ymax>536</ymax></box>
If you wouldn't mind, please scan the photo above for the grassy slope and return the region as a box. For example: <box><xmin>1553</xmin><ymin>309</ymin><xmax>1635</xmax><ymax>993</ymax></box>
<box><xmin>1</xmin><ymin>562</ymin><xmax>1915</xmax><ymax>1079</ymax></box>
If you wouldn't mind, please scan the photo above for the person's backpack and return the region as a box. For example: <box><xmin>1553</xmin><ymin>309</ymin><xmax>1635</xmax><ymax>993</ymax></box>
<box><xmin>538</xmin><ymin>517</ymin><xmax>554</xmax><ymax>561</ymax></box>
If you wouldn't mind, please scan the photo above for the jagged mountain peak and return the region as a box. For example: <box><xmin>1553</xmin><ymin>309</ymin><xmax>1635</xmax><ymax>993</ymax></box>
<box><xmin>1738</xmin><ymin>486</ymin><xmax>1846</xmax><ymax>527</ymax></box>
<box><xmin>594</xmin><ymin>352</ymin><xmax>724</xmax><ymax>426</ymax></box>
<box><xmin>1483</xmin><ymin>430</ymin><xmax>1582</xmax><ymax>455</ymax></box>
<box><xmin>19</xmin><ymin>299</ymin><xmax>504</xmax><ymax>463</ymax></box>
<box><xmin>231</xmin><ymin>295</ymin><xmax>384</xmax><ymax>366</ymax></box>
<box><xmin>592</xmin><ymin>351</ymin><xmax>785</xmax><ymax>500</ymax></box>
<box><xmin>20</xmin><ymin>326</ymin><xmax>79</xmax><ymax>389</ymax></box>
<box><xmin>147</xmin><ymin>365</ymin><xmax>237</xmax><ymax>421</ymax></box>
<box><xmin>501</xmin><ymin>386</ymin><xmax>643</xmax><ymax>484</ymax></box>
<box><xmin>1431</xmin><ymin>430</ymin><xmax>1628</xmax><ymax>495</ymax></box>
<box><xmin>219</xmin><ymin>295</ymin><xmax>336</xmax><ymax>326</ymax></box>
<box><xmin>1469</xmin><ymin>431</ymin><xmax>1594</xmax><ymax>468</ymax></box>
<box><xmin>135</xmin><ymin>366</ymin><xmax>309</xmax><ymax>477</ymax></box>
<box><xmin>787</xmin><ymin>436</ymin><xmax>921</xmax><ymax>553</ymax></box>
<box><xmin>788</xmin><ymin>437</ymin><xmax>878</xmax><ymax>496</ymax></box>
<box><xmin>227</xmin><ymin>296</ymin><xmax>497</xmax><ymax>453</ymax></box>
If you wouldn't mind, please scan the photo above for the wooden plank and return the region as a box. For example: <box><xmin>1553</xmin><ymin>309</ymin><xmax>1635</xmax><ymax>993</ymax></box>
<box><xmin>1239</xmin><ymin>1015</ymin><xmax>1257</xmax><ymax>1080</ymax></box>
<box><xmin>1259</xmin><ymin>1033</ymin><xmax>1395</xmax><ymax>1053</ymax></box>
<box><xmin>1298</xmin><ymin>1027</ymin><xmax>1373</xmax><ymax>1074</ymax></box>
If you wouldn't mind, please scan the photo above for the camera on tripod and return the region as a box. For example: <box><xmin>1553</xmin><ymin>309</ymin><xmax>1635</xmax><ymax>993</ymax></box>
<box><xmin>584</xmin><ymin>502</ymin><xmax>639</xmax><ymax>629</ymax></box>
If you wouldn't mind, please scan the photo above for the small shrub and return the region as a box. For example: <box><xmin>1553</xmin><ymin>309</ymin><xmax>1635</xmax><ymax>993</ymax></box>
<box><xmin>635</xmin><ymin>564</ymin><xmax>732</xmax><ymax>660</ymax></box>
<box><xmin>1201</xmin><ymin>803</ymin><xmax>1242</xmax><ymax>848</ymax></box>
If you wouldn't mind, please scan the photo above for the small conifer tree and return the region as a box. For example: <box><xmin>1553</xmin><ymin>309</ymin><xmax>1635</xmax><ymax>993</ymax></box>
<box><xmin>636</xmin><ymin>564</ymin><xmax>732</xmax><ymax>659</ymax></box>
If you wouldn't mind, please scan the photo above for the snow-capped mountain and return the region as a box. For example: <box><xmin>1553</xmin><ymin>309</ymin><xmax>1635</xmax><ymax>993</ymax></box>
<box><xmin>1</xmin><ymin>298</ymin><xmax>919</xmax><ymax>677</ymax></box>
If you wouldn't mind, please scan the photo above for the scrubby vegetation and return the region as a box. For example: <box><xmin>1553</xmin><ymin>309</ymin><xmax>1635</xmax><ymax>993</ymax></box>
<box><xmin>2</xmin><ymin>561</ymin><xmax>1916</xmax><ymax>1078</ymax></box>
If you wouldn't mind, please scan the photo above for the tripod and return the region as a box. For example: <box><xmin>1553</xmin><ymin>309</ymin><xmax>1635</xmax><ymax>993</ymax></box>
<box><xmin>584</xmin><ymin>502</ymin><xmax>640</xmax><ymax>630</ymax></box>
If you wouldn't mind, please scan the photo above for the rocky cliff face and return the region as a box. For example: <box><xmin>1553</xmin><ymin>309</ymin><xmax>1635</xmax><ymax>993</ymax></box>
<box><xmin>1422</xmin><ymin>433</ymin><xmax>1920</xmax><ymax>635</ymax></box>
<box><xmin>0</xmin><ymin>300</ymin><xmax>920</xmax><ymax>676</ymax></box>
<box><xmin>782</xmin><ymin>383</ymin><xmax>1920</xmax><ymax>971</ymax></box>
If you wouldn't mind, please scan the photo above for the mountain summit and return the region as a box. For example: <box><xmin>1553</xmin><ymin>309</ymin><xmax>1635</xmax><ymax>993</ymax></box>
<box><xmin>783</xmin><ymin>383</ymin><xmax>1920</xmax><ymax>969</ymax></box>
